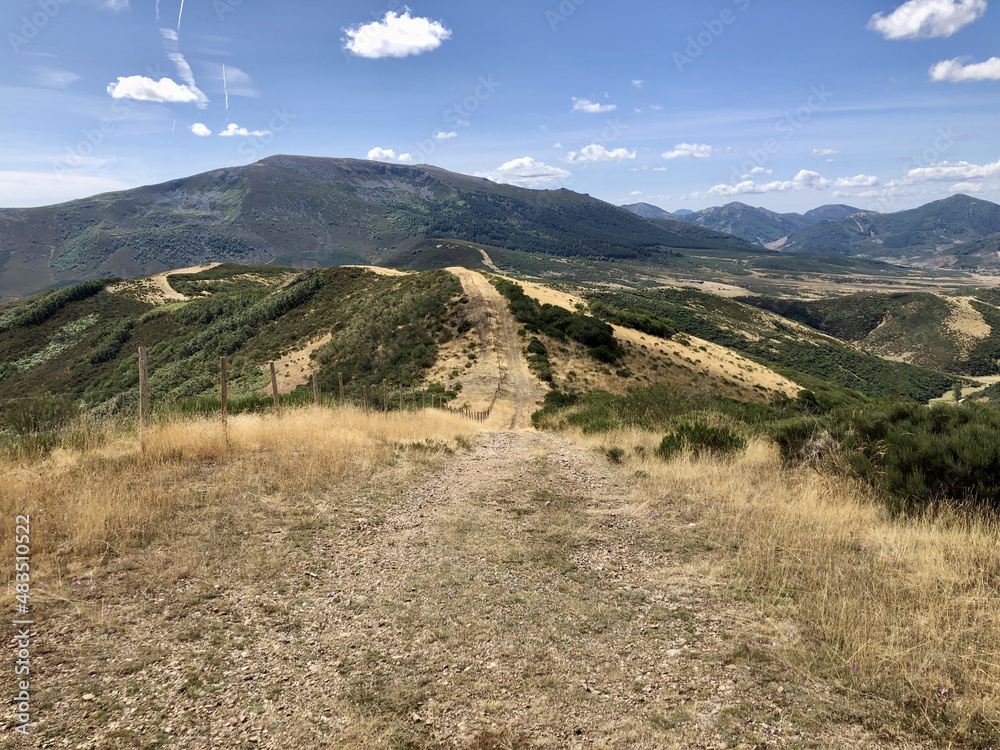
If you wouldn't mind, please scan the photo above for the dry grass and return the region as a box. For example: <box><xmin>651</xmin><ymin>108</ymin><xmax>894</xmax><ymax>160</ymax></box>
<box><xmin>570</xmin><ymin>428</ymin><xmax>1000</xmax><ymax>745</ymax></box>
<box><xmin>0</xmin><ymin>407</ymin><xmax>475</xmax><ymax>583</ymax></box>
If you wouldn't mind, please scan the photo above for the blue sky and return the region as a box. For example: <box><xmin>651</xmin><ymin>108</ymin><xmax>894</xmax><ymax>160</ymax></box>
<box><xmin>2</xmin><ymin>0</ymin><xmax>999</xmax><ymax>213</ymax></box>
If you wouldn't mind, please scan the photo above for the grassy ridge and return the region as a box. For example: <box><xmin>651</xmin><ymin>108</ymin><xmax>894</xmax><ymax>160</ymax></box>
<box><xmin>0</xmin><ymin>266</ymin><xmax>465</xmax><ymax>424</ymax></box>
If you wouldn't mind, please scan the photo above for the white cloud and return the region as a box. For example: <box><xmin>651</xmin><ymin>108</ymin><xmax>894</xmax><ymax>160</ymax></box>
<box><xmin>572</xmin><ymin>97</ymin><xmax>617</xmax><ymax>114</ymax></box>
<box><xmin>159</xmin><ymin>26</ymin><xmax>209</xmax><ymax>108</ymax></box>
<box><xmin>366</xmin><ymin>147</ymin><xmax>413</xmax><ymax>163</ymax></box>
<box><xmin>631</xmin><ymin>79</ymin><xmax>645</xmax><ymax>88</ymax></box>
<box><xmin>219</xmin><ymin>123</ymin><xmax>271</xmax><ymax>137</ymax></box>
<box><xmin>650</xmin><ymin>104</ymin><xmax>663</xmax><ymax>111</ymax></box>
<box><xmin>474</xmin><ymin>157</ymin><xmax>571</xmax><ymax>188</ymax></box>
<box><xmin>662</xmin><ymin>143</ymin><xmax>716</xmax><ymax>160</ymax></box>
<box><xmin>434</xmin><ymin>131</ymin><xmax>458</xmax><ymax>140</ymax></box>
<box><xmin>951</xmin><ymin>181</ymin><xmax>986</xmax><ymax>193</ymax></box>
<box><xmin>343</xmin><ymin>11</ymin><xmax>451</xmax><ymax>59</ymax></box>
<box><xmin>811</xmin><ymin>148</ymin><xmax>841</xmax><ymax>157</ymax></box>
<box><xmin>552</xmin><ymin>142</ymin><xmax>562</xmax><ymax>149</ymax></box>
<box><xmin>107</xmin><ymin>75</ymin><xmax>201</xmax><ymax>104</ymax></box>
<box><xmin>630</xmin><ymin>190</ymin><xmax>642</xmax><ymax>195</ymax></box>
<box><xmin>97</xmin><ymin>0</ymin><xmax>129</xmax><ymax>10</ymax></box>
<box><xmin>902</xmin><ymin>156</ymin><xmax>1000</xmax><ymax>182</ymax></box>
<box><xmin>930</xmin><ymin>56</ymin><xmax>1000</xmax><ymax>82</ymax></box>
<box><xmin>32</xmin><ymin>68</ymin><xmax>82</xmax><ymax>88</ymax></box>
<box><xmin>693</xmin><ymin>169</ymin><xmax>835</xmax><ymax>198</ymax></box>
<box><xmin>190</xmin><ymin>123</ymin><xmax>212</xmax><ymax>136</ymax></box>
<box><xmin>834</xmin><ymin>174</ymin><xmax>880</xmax><ymax>188</ymax></box>
<box><xmin>750</xmin><ymin>166</ymin><xmax>772</xmax><ymax>175</ymax></box>
<box><xmin>653</xmin><ymin>167</ymin><xmax>668</xmax><ymax>172</ymax></box>
<box><xmin>0</xmin><ymin>171</ymin><xmax>132</xmax><ymax>207</ymax></box>
<box><xmin>868</xmin><ymin>0</ymin><xmax>986</xmax><ymax>39</ymax></box>
<box><xmin>564</xmin><ymin>144</ymin><xmax>637</xmax><ymax>163</ymax></box>
<box><xmin>215</xmin><ymin>65</ymin><xmax>259</xmax><ymax>97</ymax></box>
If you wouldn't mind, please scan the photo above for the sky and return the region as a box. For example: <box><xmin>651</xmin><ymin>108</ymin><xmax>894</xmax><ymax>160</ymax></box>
<box><xmin>1</xmin><ymin>0</ymin><xmax>999</xmax><ymax>214</ymax></box>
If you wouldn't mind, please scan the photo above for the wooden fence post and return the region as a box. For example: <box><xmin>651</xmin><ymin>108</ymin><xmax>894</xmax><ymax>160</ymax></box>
<box><xmin>399</xmin><ymin>383</ymin><xmax>404</xmax><ymax>412</ymax></box>
<box><xmin>270</xmin><ymin>362</ymin><xmax>281</xmax><ymax>416</ymax></box>
<box><xmin>220</xmin><ymin>356</ymin><xmax>228</xmax><ymax>437</ymax></box>
<box><xmin>312</xmin><ymin>371</ymin><xmax>320</xmax><ymax>405</ymax></box>
<box><xmin>339</xmin><ymin>373</ymin><xmax>345</xmax><ymax>407</ymax></box>
<box><xmin>422</xmin><ymin>392</ymin><xmax>426</xmax><ymax>409</ymax></box>
<box><xmin>363</xmin><ymin>386</ymin><xmax>369</xmax><ymax>414</ymax></box>
<box><xmin>138</xmin><ymin>347</ymin><xmax>149</xmax><ymax>451</ymax></box>
<box><xmin>383</xmin><ymin>379</ymin><xmax>388</xmax><ymax>413</ymax></box>
<box><xmin>411</xmin><ymin>386</ymin><xmax>416</xmax><ymax>410</ymax></box>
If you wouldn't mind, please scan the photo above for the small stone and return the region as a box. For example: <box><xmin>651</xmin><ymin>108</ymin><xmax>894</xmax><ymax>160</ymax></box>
<box><xmin>81</xmin><ymin>694</ymin><xmax>95</xmax><ymax>702</ymax></box>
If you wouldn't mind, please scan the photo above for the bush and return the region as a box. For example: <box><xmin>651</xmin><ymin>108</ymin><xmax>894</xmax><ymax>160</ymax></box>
<box><xmin>0</xmin><ymin>396</ymin><xmax>80</xmax><ymax>436</ymax></box>
<box><xmin>657</xmin><ymin>422</ymin><xmax>747</xmax><ymax>460</ymax></box>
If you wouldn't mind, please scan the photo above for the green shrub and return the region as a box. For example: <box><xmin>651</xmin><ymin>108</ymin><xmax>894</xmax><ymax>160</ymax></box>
<box><xmin>657</xmin><ymin>422</ymin><xmax>747</xmax><ymax>460</ymax></box>
<box><xmin>0</xmin><ymin>396</ymin><xmax>80</xmax><ymax>436</ymax></box>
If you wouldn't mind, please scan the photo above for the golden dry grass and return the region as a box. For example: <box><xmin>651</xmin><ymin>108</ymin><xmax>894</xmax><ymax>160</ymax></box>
<box><xmin>0</xmin><ymin>407</ymin><xmax>475</xmax><ymax>583</ymax></box>
<box><xmin>569</xmin><ymin>427</ymin><xmax>1000</xmax><ymax>743</ymax></box>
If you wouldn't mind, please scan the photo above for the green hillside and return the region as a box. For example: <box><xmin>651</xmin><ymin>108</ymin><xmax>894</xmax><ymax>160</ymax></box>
<box><xmin>0</xmin><ymin>155</ymin><xmax>757</xmax><ymax>301</ymax></box>
<box><xmin>0</xmin><ymin>265</ymin><xmax>467</xmax><ymax>421</ymax></box>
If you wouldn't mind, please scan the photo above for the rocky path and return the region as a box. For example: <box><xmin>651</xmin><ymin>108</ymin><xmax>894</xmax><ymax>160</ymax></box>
<box><xmin>22</xmin><ymin>431</ymin><xmax>931</xmax><ymax>749</ymax></box>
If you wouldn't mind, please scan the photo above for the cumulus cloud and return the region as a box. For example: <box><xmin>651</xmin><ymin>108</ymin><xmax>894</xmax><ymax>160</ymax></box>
<box><xmin>662</xmin><ymin>143</ymin><xmax>716</xmax><ymax>160</ymax></box>
<box><xmin>159</xmin><ymin>26</ymin><xmax>209</xmax><ymax>108</ymax></box>
<box><xmin>343</xmin><ymin>11</ymin><xmax>451</xmax><ymax>58</ymax></box>
<box><xmin>930</xmin><ymin>56</ymin><xmax>1000</xmax><ymax>81</ymax></box>
<box><xmin>366</xmin><ymin>147</ymin><xmax>413</xmax><ymax>163</ymax></box>
<box><xmin>692</xmin><ymin>170</ymin><xmax>835</xmax><ymax>198</ymax></box>
<box><xmin>750</xmin><ymin>167</ymin><xmax>772</xmax><ymax>175</ymax></box>
<box><xmin>631</xmin><ymin>80</ymin><xmax>645</xmax><ymax>88</ymax></box>
<box><xmin>190</xmin><ymin>123</ymin><xmax>212</xmax><ymax>136</ymax></box>
<box><xmin>434</xmin><ymin>131</ymin><xmax>458</xmax><ymax>140</ymax></box>
<box><xmin>107</xmin><ymin>75</ymin><xmax>201</xmax><ymax>104</ymax></box>
<box><xmin>474</xmin><ymin>157</ymin><xmax>571</xmax><ymax>188</ymax></box>
<box><xmin>902</xmin><ymin>157</ymin><xmax>1000</xmax><ymax>182</ymax></box>
<box><xmin>951</xmin><ymin>181</ymin><xmax>986</xmax><ymax>193</ymax></box>
<box><xmin>219</xmin><ymin>123</ymin><xmax>271</xmax><ymax>137</ymax></box>
<box><xmin>572</xmin><ymin>97</ymin><xmax>617</xmax><ymax>113</ymax></box>
<box><xmin>630</xmin><ymin>190</ymin><xmax>642</xmax><ymax>195</ymax></box>
<box><xmin>834</xmin><ymin>174</ymin><xmax>880</xmax><ymax>188</ymax></box>
<box><xmin>811</xmin><ymin>148</ymin><xmax>841</xmax><ymax>157</ymax></box>
<box><xmin>564</xmin><ymin>144</ymin><xmax>637</xmax><ymax>163</ymax></box>
<box><xmin>868</xmin><ymin>0</ymin><xmax>986</xmax><ymax>39</ymax></box>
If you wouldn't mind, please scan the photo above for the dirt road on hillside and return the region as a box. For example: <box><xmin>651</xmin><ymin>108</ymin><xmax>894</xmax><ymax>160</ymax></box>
<box><xmin>30</xmin><ymin>431</ymin><xmax>932</xmax><ymax>749</ymax></box>
<box><xmin>447</xmin><ymin>267</ymin><xmax>548</xmax><ymax>430</ymax></box>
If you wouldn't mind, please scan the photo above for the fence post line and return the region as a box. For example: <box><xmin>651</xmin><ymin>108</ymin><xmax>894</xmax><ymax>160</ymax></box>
<box><xmin>383</xmin><ymin>379</ymin><xmax>388</xmax><ymax>414</ymax></box>
<box><xmin>220</xmin><ymin>356</ymin><xmax>228</xmax><ymax>439</ymax></box>
<box><xmin>399</xmin><ymin>383</ymin><xmax>404</xmax><ymax>412</ymax></box>
<box><xmin>138</xmin><ymin>347</ymin><xmax>149</xmax><ymax>451</ymax></box>
<box><xmin>312</xmin><ymin>371</ymin><xmax>320</xmax><ymax>405</ymax></box>
<box><xmin>339</xmin><ymin>373</ymin><xmax>345</xmax><ymax>407</ymax></box>
<box><xmin>363</xmin><ymin>386</ymin><xmax>369</xmax><ymax>414</ymax></box>
<box><xmin>412</xmin><ymin>386</ymin><xmax>416</xmax><ymax>410</ymax></box>
<box><xmin>270</xmin><ymin>362</ymin><xmax>281</xmax><ymax>416</ymax></box>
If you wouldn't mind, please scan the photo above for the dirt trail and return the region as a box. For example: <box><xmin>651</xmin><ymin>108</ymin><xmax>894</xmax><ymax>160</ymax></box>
<box><xmin>30</xmin><ymin>431</ymin><xmax>931</xmax><ymax>749</ymax></box>
<box><xmin>149</xmin><ymin>264</ymin><xmax>221</xmax><ymax>302</ymax></box>
<box><xmin>447</xmin><ymin>267</ymin><xmax>548</xmax><ymax>430</ymax></box>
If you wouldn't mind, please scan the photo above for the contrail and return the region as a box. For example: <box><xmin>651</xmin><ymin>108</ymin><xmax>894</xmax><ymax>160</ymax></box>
<box><xmin>223</xmin><ymin>64</ymin><xmax>229</xmax><ymax>112</ymax></box>
<box><xmin>155</xmin><ymin>0</ymin><xmax>160</xmax><ymax>21</ymax></box>
<box><xmin>177</xmin><ymin>0</ymin><xmax>185</xmax><ymax>31</ymax></box>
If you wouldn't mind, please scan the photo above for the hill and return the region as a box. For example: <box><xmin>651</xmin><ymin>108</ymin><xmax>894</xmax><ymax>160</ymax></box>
<box><xmin>0</xmin><ymin>155</ymin><xmax>757</xmax><ymax>301</ymax></box>
<box><xmin>623</xmin><ymin>201</ymin><xmax>866</xmax><ymax>246</ymax></box>
<box><xmin>780</xmin><ymin>194</ymin><xmax>1000</xmax><ymax>270</ymax></box>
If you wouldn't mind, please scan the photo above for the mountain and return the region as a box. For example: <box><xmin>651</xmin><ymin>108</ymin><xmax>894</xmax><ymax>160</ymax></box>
<box><xmin>622</xmin><ymin>201</ymin><xmax>866</xmax><ymax>246</ymax></box>
<box><xmin>780</xmin><ymin>195</ymin><xmax>1000</xmax><ymax>270</ymax></box>
<box><xmin>0</xmin><ymin>156</ymin><xmax>755</xmax><ymax>300</ymax></box>
<box><xmin>620</xmin><ymin>202</ymin><xmax>675</xmax><ymax>220</ymax></box>
<box><xmin>672</xmin><ymin>208</ymin><xmax>695</xmax><ymax>216</ymax></box>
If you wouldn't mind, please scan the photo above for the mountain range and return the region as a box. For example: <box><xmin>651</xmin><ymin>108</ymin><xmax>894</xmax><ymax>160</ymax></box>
<box><xmin>0</xmin><ymin>155</ymin><xmax>751</xmax><ymax>301</ymax></box>
<box><xmin>623</xmin><ymin>195</ymin><xmax>1000</xmax><ymax>271</ymax></box>
<box><xmin>621</xmin><ymin>201</ymin><xmax>866</xmax><ymax>245</ymax></box>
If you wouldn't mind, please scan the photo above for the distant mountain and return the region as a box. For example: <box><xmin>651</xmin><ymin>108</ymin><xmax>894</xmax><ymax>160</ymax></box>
<box><xmin>672</xmin><ymin>208</ymin><xmax>695</xmax><ymax>216</ymax></box>
<box><xmin>620</xmin><ymin>202</ymin><xmax>675</xmax><ymax>220</ymax></box>
<box><xmin>0</xmin><ymin>156</ymin><xmax>757</xmax><ymax>300</ymax></box>
<box><xmin>621</xmin><ymin>201</ymin><xmax>866</xmax><ymax>246</ymax></box>
<box><xmin>781</xmin><ymin>195</ymin><xmax>1000</xmax><ymax>270</ymax></box>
